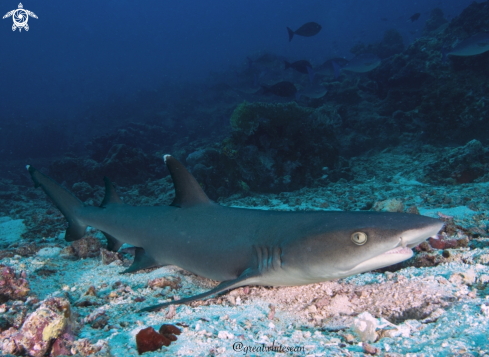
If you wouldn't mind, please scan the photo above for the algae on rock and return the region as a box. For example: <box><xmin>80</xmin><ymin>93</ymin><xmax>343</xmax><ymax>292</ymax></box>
<box><xmin>230</xmin><ymin>101</ymin><xmax>314</xmax><ymax>134</ymax></box>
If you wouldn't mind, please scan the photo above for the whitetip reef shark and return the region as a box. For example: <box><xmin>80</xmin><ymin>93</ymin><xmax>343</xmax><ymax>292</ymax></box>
<box><xmin>26</xmin><ymin>155</ymin><xmax>444</xmax><ymax>312</ymax></box>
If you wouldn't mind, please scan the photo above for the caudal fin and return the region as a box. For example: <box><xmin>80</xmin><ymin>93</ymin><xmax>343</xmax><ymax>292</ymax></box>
<box><xmin>26</xmin><ymin>165</ymin><xmax>87</xmax><ymax>242</ymax></box>
<box><xmin>287</xmin><ymin>27</ymin><xmax>294</xmax><ymax>42</ymax></box>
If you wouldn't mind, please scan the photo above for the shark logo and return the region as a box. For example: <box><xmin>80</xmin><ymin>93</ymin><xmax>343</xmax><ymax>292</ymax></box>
<box><xmin>3</xmin><ymin>3</ymin><xmax>37</xmax><ymax>32</ymax></box>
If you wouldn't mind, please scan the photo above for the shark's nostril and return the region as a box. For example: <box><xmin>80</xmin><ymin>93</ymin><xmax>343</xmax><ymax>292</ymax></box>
<box><xmin>400</xmin><ymin>237</ymin><xmax>407</xmax><ymax>248</ymax></box>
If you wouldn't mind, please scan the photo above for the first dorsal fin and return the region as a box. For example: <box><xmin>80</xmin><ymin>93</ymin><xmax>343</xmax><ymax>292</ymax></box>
<box><xmin>100</xmin><ymin>176</ymin><xmax>123</xmax><ymax>207</ymax></box>
<box><xmin>164</xmin><ymin>154</ymin><xmax>211</xmax><ymax>207</ymax></box>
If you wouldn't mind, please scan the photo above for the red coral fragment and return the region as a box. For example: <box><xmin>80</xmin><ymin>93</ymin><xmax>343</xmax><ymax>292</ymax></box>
<box><xmin>428</xmin><ymin>237</ymin><xmax>445</xmax><ymax>249</ymax></box>
<box><xmin>136</xmin><ymin>327</ymin><xmax>171</xmax><ymax>354</ymax></box>
<box><xmin>158</xmin><ymin>324</ymin><xmax>181</xmax><ymax>336</ymax></box>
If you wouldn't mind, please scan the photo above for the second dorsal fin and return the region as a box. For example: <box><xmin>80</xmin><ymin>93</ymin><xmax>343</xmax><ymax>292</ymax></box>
<box><xmin>100</xmin><ymin>176</ymin><xmax>123</xmax><ymax>207</ymax></box>
<box><xmin>164</xmin><ymin>154</ymin><xmax>211</xmax><ymax>207</ymax></box>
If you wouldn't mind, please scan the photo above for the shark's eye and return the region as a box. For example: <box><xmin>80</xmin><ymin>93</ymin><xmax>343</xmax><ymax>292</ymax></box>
<box><xmin>351</xmin><ymin>232</ymin><xmax>367</xmax><ymax>245</ymax></box>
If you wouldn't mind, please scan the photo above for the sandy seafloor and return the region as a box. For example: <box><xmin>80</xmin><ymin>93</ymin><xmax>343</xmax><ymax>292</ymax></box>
<box><xmin>1</xmin><ymin>150</ymin><xmax>489</xmax><ymax>356</ymax></box>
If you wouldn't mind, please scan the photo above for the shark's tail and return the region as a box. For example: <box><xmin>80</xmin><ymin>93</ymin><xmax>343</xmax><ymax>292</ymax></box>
<box><xmin>26</xmin><ymin>165</ymin><xmax>88</xmax><ymax>241</ymax></box>
<box><xmin>26</xmin><ymin>166</ymin><xmax>124</xmax><ymax>252</ymax></box>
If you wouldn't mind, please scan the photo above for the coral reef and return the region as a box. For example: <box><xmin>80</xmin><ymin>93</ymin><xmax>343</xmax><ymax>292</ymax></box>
<box><xmin>350</xmin><ymin>28</ymin><xmax>404</xmax><ymax>59</ymax></box>
<box><xmin>0</xmin><ymin>265</ymin><xmax>30</xmax><ymax>303</ymax></box>
<box><xmin>0</xmin><ymin>297</ymin><xmax>77</xmax><ymax>356</ymax></box>
<box><xmin>209</xmin><ymin>102</ymin><xmax>340</xmax><ymax>194</ymax></box>
<box><xmin>423</xmin><ymin>8</ymin><xmax>448</xmax><ymax>34</ymax></box>
<box><xmin>230</xmin><ymin>101</ymin><xmax>313</xmax><ymax>135</ymax></box>
<box><xmin>424</xmin><ymin>139</ymin><xmax>489</xmax><ymax>184</ymax></box>
<box><xmin>68</xmin><ymin>236</ymin><xmax>103</xmax><ymax>259</ymax></box>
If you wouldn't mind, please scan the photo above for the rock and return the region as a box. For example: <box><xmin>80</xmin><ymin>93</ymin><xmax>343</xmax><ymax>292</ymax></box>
<box><xmin>461</xmin><ymin>270</ymin><xmax>476</xmax><ymax>285</ymax></box>
<box><xmin>363</xmin><ymin>342</ymin><xmax>380</xmax><ymax>355</ymax></box>
<box><xmin>425</xmin><ymin>140</ymin><xmax>488</xmax><ymax>184</ymax></box>
<box><xmin>406</xmin><ymin>205</ymin><xmax>420</xmax><ymax>215</ymax></box>
<box><xmin>71</xmin><ymin>236</ymin><xmax>102</xmax><ymax>258</ymax></box>
<box><xmin>50</xmin><ymin>332</ymin><xmax>75</xmax><ymax>357</ymax></box>
<box><xmin>158</xmin><ymin>324</ymin><xmax>181</xmax><ymax>342</ymax></box>
<box><xmin>91</xmin><ymin>315</ymin><xmax>108</xmax><ymax>329</ymax></box>
<box><xmin>217</xmin><ymin>102</ymin><xmax>339</xmax><ymax>195</ymax></box>
<box><xmin>71</xmin><ymin>182</ymin><xmax>93</xmax><ymax>201</ymax></box>
<box><xmin>372</xmin><ymin>199</ymin><xmax>404</xmax><ymax>213</ymax></box>
<box><xmin>0</xmin><ymin>265</ymin><xmax>30</xmax><ymax>303</ymax></box>
<box><xmin>136</xmin><ymin>326</ymin><xmax>171</xmax><ymax>354</ymax></box>
<box><xmin>74</xmin><ymin>295</ymin><xmax>101</xmax><ymax>308</ymax></box>
<box><xmin>72</xmin><ymin>338</ymin><xmax>102</xmax><ymax>356</ymax></box>
<box><xmin>159</xmin><ymin>324</ymin><xmax>181</xmax><ymax>336</ymax></box>
<box><xmin>352</xmin><ymin>312</ymin><xmax>379</xmax><ymax>342</ymax></box>
<box><xmin>48</xmin><ymin>157</ymin><xmax>100</xmax><ymax>187</ymax></box>
<box><xmin>15</xmin><ymin>242</ymin><xmax>39</xmax><ymax>257</ymax></box>
<box><xmin>428</xmin><ymin>237</ymin><xmax>445</xmax><ymax>250</ymax></box>
<box><xmin>424</xmin><ymin>8</ymin><xmax>448</xmax><ymax>34</ymax></box>
<box><xmin>37</xmin><ymin>247</ymin><xmax>62</xmax><ymax>258</ymax></box>
<box><xmin>100</xmin><ymin>248</ymin><xmax>123</xmax><ymax>265</ymax></box>
<box><xmin>11</xmin><ymin>297</ymin><xmax>76</xmax><ymax>357</ymax></box>
<box><xmin>147</xmin><ymin>277</ymin><xmax>181</xmax><ymax>290</ymax></box>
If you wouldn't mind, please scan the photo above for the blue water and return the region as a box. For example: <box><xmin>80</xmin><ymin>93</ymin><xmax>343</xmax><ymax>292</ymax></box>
<box><xmin>0</xmin><ymin>0</ymin><xmax>473</xmax><ymax>125</ymax></box>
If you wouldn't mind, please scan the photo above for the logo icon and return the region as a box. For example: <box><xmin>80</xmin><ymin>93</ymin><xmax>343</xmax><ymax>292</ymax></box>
<box><xmin>3</xmin><ymin>3</ymin><xmax>37</xmax><ymax>32</ymax></box>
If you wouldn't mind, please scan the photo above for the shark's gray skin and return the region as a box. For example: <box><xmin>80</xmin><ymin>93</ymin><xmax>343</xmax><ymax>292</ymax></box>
<box><xmin>26</xmin><ymin>155</ymin><xmax>444</xmax><ymax>312</ymax></box>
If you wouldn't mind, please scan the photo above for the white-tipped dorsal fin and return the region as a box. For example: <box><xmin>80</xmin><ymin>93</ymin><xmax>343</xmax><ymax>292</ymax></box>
<box><xmin>163</xmin><ymin>154</ymin><xmax>212</xmax><ymax>207</ymax></box>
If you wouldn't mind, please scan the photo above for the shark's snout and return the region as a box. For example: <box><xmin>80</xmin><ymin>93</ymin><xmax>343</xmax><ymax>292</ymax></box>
<box><xmin>343</xmin><ymin>218</ymin><xmax>444</xmax><ymax>277</ymax></box>
<box><xmin>400</xmin><ymin>220</ymin><xmax>445</xmax><ymax>249</ymax></box>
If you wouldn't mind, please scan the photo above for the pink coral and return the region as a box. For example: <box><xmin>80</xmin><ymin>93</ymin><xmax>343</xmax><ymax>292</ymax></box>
<box><xmin>5</xmin><ymin>297</ymin><xmax>77</xmax><ymax>357</ymax></box>
<box><xmin>0</xmin><ymin>265</ymin><xmax>30</xmax><ymax>303</ymax></box>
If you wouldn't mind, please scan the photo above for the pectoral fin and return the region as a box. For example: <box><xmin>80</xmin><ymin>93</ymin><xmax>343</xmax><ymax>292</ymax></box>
<box><xmin>139</xmin><ymin>269</ymin><xmax>259</xmax><ymax>312</ymax></box>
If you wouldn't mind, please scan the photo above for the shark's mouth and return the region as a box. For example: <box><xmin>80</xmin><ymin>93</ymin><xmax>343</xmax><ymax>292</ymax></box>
<box><xmin>383</xmin><ymin>246</ymin><xmax>413</xmax><ymax>255</ymax></box>
<box><xmin>344</xmin><ymin>246</ymin><xmax>414</xmax><ymax>276</ymax></box>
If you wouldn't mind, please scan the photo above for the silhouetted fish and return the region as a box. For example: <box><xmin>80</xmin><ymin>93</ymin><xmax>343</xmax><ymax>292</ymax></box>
<box><xmin>284</xmin><ymin>60</ymin><xmax>312</xmax><ymax>74</ymax></box>
<box><xmin>262</xmin><ymin>81</ymin><xmax>297</xmax><ymax>97</ymax></box>
<box><xmin>410</xmin><ymin>13</ymin><xmax>421</xmax><ymax>22</ymax></box>
<box><xmin>342</xmin><ymin>53</ymin><xmax>381</xmax><ymax>73</ymax></box>
<box><xmin>297</xmin><ymin>83</ymin><xmax>328</xmax><ymax>99</ymax></box>
<box><xmin>315</xmin><ymin>58</ymin><xmax>349</xmax><ymax>77</ymax></box>
<box><xmin>287</xmin><ymin>22</ymin><xmax>321</xmax><ymax>42</ymax></box>
<box><xmin>445</xmin><ymin>32</ymin><xmax>489</xmax><ymax>57</ymax></box>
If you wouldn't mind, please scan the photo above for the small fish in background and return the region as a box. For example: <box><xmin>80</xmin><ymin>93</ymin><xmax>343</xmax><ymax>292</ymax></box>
<box><xmin>296</xmin><ymin>66</ymin><xmax>328</xmax><ymax>100</ymax></box>
<box><xmin>261</xmin><ymin>81</ymin><xmax>297</xmax><ymax>97</ymax></box>
<box><xmin>332</xmin><ymin>60</ymin><xmax>342</xmax><ymax>78</ymax></box>
<box><xmin>410</xmin><ymin>12</ymin><xmax>421</xmax><ymax>22</ymax></box>
<box><xmin>315</xmin><ymin>58</ymin><xmax>349</xmax><ymax>78</ymax></box>
<box><xmin>284</xmin><ymin>60</ymin><xmax>312</xmax><ymax>74</ymax></box>
<box><xmin>287</xmin><ymin>22</ymin><xmax>322</xmax><ymax>42</ymax></box>
<box><xmin>381</xmin><ymin>17</ymin><xmax>389</xmax><ymax>22</ymax></box>
<box><xmin>442</xmin><ymin>32</ymin><xmax>489</xmax><ymax>62</ymax></box>
<box><xmin>342</xmin><ymin>53</ymin><xmax>381</xmax><ymax>73</ymax></box>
